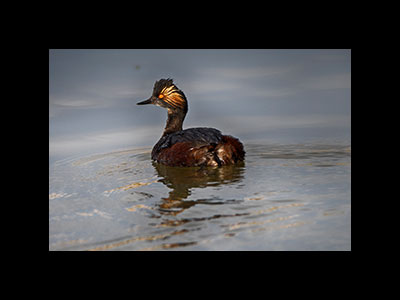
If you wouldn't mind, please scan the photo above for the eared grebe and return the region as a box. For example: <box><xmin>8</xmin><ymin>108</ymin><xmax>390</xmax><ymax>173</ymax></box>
<box><xmin>137</xmin><ymin>78</ymin><xmax>245</xmax><ymax>167</ymax></box>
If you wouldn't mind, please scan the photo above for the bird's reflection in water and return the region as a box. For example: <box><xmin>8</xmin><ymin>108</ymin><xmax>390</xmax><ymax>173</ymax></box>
<box><xmin>152</xmin><ymin>162</ymin><xmax>245</xmax><ymax>215</ymax></box>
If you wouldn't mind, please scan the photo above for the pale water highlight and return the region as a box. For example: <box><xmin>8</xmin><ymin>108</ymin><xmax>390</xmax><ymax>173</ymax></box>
<box><xmin>49</xmin><ymin>142</ymin><xmax>351</xmax><ymax>251</ymax></box>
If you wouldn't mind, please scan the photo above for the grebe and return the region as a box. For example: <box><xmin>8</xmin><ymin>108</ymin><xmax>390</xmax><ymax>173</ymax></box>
<box><xmin>137</xmin><ymin>78</ymin><xmax>245</xmax><ymax>167</ymax></box>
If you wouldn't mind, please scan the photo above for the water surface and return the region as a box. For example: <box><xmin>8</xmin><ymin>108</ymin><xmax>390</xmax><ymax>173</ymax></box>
<box><xmin>49</xmin><ymin>49</ymin><xmax>351</xmax><ymax>250</ymax></box>
<box><xmin>49</xmin><ymin>142</ymin><xmax>351</xmax><ymax>251</ymax></box>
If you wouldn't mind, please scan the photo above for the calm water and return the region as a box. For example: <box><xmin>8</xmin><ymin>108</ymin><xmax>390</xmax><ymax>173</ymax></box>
<box><xmin>49</xmin><ymin>49</ymin><xmax>351</xmax><ymax>250</ymax></box>
<box><xmin>49</xmin><ymin>142</ymin><xmax>351</xmax><ymax>251</ymax></box>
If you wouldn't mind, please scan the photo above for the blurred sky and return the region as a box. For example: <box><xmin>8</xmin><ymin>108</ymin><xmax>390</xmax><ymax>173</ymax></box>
<box><xmin>49</xmin><ymin>49</ymin><xmax>351</xmax><ymax>163</ymax></box>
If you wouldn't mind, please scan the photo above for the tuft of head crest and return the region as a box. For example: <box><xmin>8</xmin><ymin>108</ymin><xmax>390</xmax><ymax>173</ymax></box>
<box><xmin>153</xmin><ymin>78</ymin><xmax>187</xmax><ymax>111</ymax></box>
<box><xmin>153</xmin><ymin>78</ymin><xmax>174</xmax><ymax>95</ymax></box>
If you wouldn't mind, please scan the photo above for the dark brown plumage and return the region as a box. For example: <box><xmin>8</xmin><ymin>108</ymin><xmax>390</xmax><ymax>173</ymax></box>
<box><xmin>137</xmin><ymin>78</ymin><xmax>245</xmax><ymax>167</ymax></box>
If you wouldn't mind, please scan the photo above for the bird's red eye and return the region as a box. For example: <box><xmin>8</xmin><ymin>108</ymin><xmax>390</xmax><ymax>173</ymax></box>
<box><xmin>158</xmin><ymin>94</ymin><xmax>164</xmax><ymax>99</ymax></box>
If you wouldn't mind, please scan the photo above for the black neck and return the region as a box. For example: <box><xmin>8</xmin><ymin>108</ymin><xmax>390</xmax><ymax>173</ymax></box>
<box><xmin>163</xmin><ymin>109</ymin><xmax>186</xmax><ymax>136</ymax></box>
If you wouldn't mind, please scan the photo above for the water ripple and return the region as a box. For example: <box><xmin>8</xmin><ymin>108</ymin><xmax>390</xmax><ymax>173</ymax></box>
<box><xmin>50</xmin><ymin>142</ymin><xmax>351</xmax><ymax>250</ymax></box>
